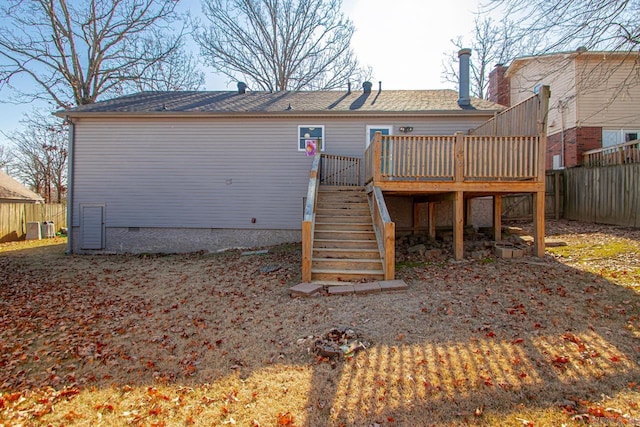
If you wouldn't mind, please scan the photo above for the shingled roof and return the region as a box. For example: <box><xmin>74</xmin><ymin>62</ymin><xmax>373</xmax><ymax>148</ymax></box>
<box><xmin>57</xmin><ymin>89</ymin><xmax>503</xmax><ymax>117</ymax></box>
<box><xmin>0</xmin><ymin>170</ymin><xmax>44</xmax><ymax>203</ymax></box>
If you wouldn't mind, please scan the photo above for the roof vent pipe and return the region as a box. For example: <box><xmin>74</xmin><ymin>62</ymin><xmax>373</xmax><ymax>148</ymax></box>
<box><xmin>457</xmin><ymin>48</ymin><xmax>471</xmax><ymax>107</ymax></box>
<box><xmin>237</xmin><ymin>82</ymin><xmax>247</xmax><ymax>94</ymax></box>
<box><xmin>363</xmin><ymin>81</ymin><xmax>372</xmax><ymax>94</ymax></box>
<box><xmin>378</xmin><ymin>81</ymin><xmax>382</xmax><ymax>92</ymax></box>
<box><xmin>347</xmin><ymin>81</ymin><xmax>351</xmax><ymax>94</ymax></box>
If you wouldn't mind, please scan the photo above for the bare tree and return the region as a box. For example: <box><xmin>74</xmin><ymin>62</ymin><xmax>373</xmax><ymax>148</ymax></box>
<box><xmin>441</xmin><ymin>16</ymin><xmax>536</xmax><ymax>99</ymax></box>
<box><xmin>0</xmin><ymin>145</ymin><xmax>11</xmax><ymax>171</ymax></box>
<box><xmin>485</xmin><ymin>0</ymin><xmax>640</xmax><ymax>52</ymax></box>
<box><xmin>195</xmin><ymin>0</ymin><xmax>368</xmax><ymax>91</ymax></box>
<box><xmin>129</xmin><ymin>36</ymin><xmax>205</xmax><ymax>92</ymax></box>
<box><xmin>0</xmin><ymin>0</ymin><xmax>187</xmax><ymax>108</ymax></box>
<box><xmin>3</xmin><ymin>112</ymin><xmax>68</xmax><ymax>203</ymax></box>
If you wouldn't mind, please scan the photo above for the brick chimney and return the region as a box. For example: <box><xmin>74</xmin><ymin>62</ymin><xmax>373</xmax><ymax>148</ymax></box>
<box><xmin>488</xmin><ymin>64</ymin><xmax>510</xmax><ymax>106</ymax></box>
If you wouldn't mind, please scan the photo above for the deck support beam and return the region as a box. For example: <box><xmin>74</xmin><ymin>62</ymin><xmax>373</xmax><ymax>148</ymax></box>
<box><xmin>493</xmin><ymin>195</ymin><xmax>502</xmax><ymax>241</ymax></box>
<box><xmin>533</xmin><ymin>190</ymin><xmax>545</xmax><ymax>257</ymax></box>
<box><xmin>428</xmin><ymin>202</ymin><xmax>436</xmax><ymax>240</ymax></box>
<box><xmin>453</xmin><ymin>191</ymin><xmax>464</xmax><ymax>260</ymax></box>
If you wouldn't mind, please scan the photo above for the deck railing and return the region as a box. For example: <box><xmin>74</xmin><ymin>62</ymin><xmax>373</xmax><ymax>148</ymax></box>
<box><xmin>465</xmin><ymin>135</ymin><xmax>539</xmax><ymax>179</ymax></box>
<box><xmin>369</xmin><ymin>187</ymin><xmax>395</xmax><ymax>280</ymax></box>
<box><xmin>583</xmin><ymin>140</ymin><xmax>640</xmax><ymax>167</ymax></box>
<box><xmin>320</xmin><ymin>154</ymin><xmax>361</xmax><ymax>186</ymax></box>
<box><xmin>302</xmin><ymin>152</ymin><xmax>322</xmax><ymax>282</ymax></box>
<box><xmin>364</xmin><ymin>133</ymin><xmax>541</xmax><ymax>184</ymax></box>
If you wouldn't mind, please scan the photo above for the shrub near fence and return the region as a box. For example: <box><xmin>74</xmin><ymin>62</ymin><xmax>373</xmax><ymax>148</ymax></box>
<box><xmin>0</xmin><ymin>203</ymin><xmax>67</xmax><ymax>243</ymax></box>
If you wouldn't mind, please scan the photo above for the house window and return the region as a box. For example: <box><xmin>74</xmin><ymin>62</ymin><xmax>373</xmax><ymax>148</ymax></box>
<box><xmin>602</xmin><ymin>130</ymin><xmax>620</xmax><ymax>148</ymax></box>
<box><xmin>365</xmin><ymin>125</ymin><xmax>393</xmax><ymax>148</ymax></box>
<box><xmin>625</xmin><ymin>132</ymin><xmax>638</xmax><ymax>142</ymax></box>
<box><xmin>298</xmin><ymin>125</ymin><xmax>324</xmax><ymax>152</ymax></box>
<box><xmin>603</xmin><ymin>129</ymin><xmax>640</xmax><ymax>147</ymax></box>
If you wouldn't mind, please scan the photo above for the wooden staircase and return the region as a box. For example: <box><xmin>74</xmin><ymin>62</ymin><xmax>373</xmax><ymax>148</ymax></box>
<box><xmin>311</xmin><ymin>185</ymin><xmax>384</xmax><ymax>281</ymax></box>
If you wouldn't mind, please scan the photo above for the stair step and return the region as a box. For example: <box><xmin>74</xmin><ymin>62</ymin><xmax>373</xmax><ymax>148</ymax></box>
<box><xmin>311</xmin><ymin>268</ymin><xmax>385</xmax><ymax>282</ymax></box>
<box><xmin>316</xmin><ymin>207</ymin><xmax>371</xmax><ymax>216</ymax></box>
<box><xmin>314</xmin><ymin>239</ymin><xmax>379</xmax><ymax>249</ymax></box>
<box><xmin>315</xmin><ymin>215</ymin><xmax>371</xmax><ymax>223</ymax></box>
<box><xmin>313</xmin><ymin>248</ymin><xmax>381</xmax><ymax>259</ymax></box>
<box><xmin>315</xmin><ymin>230</ymin><xmax>376</xmax><ymax>240</ymax></box>
<box><xmin>318</xmin><ymin>185</ymin><xmax>363</xmax><ymax>192</ymax></box>
<box><xmin>315</xmin><ymin>222</ymin><xmax>373</xmax><ymax>231</ymax></box>
<box><xmin>318</xmin><ymin>193</ymin><xmax>367</xmax><ymax>203</ymax></box>
<box><xmin>313</xmin><ymin>258</ymin><xmax>382</xmax><ymax>270</ymax></box>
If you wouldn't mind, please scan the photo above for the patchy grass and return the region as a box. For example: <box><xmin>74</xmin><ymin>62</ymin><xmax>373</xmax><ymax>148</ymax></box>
<box><xmin>543</xmin><ymin>221</ymin><xmax>640</xmax><ymax>293</ymax></box>
<box><xmin>1</xmin><ymin>220</ymin><xmax>639</xmax><ymax>426</ymax></box>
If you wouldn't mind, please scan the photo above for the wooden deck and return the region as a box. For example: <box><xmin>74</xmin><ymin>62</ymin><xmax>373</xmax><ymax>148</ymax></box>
<box><xmin>302</xmin><ymin>87</ymin><xmax>550</xmax><ymax>282</ymax></box>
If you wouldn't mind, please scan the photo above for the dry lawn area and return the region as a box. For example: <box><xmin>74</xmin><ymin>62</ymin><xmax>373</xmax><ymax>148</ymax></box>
<box><xmin>1</xmin><ymin>220</ymin><xmax>639</xmax><ymax>426</ymax></box>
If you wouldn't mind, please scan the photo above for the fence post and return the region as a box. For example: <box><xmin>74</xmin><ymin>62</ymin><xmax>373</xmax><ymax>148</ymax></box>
<box><xmin>537</xmin><ymin>86</ymin><xmax>551</xmax><ymax>181</ymax></box>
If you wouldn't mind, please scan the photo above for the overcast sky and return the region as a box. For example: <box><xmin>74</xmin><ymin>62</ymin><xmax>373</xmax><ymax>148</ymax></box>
<box><xmin>0</xmin><ymin>0</ymin><xmax>483</xmax><ymax>147</ymax></box>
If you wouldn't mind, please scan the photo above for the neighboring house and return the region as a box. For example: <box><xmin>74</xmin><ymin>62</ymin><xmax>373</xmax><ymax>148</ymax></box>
<box><xmin>489</xmin><ymin>49</ymin><xmax>640</xmax><ymax>169</ymax></box>
<box><xmin>0</xmin><ymin>170</ymin><xmax>44</xmax><ymax>204</ymax></box>
<box><xmin>56</xmin><ymin>83</ymin><xmax>505</xmax><ymax>254</ymax></box>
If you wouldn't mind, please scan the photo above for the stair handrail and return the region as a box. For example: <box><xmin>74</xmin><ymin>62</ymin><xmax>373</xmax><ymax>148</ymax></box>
<box><xmin>369</xmin><ymin>186</ymin><xmax>395</xmax><ymax>280</ymax></box>
<box><xmin>302</xmin><ymin>152</ymin><xmax>322</xmax><ymax>282</ymax></box>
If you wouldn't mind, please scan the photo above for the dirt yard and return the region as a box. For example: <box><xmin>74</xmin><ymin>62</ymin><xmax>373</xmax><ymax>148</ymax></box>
<box><xmin>1</xmin><ymin>220</ymin><xmax>639</xmax><ymax>426</ymax></box>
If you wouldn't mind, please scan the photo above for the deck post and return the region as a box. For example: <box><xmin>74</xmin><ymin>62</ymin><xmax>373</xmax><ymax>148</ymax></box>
<box><xmin>453</xmin><ymin>191</ymin><xmax>464</xmax><ymax>260</ymax></box>
<box><xmin>384</xmin><ymin>221</ymin><xmax>395</xmax><ymax>280</ymax></box>
<box><xmin>428</xmin><ymin>202</ymin><xmax>436</xmax><ymax>240</ymax></box>
<box><xmin>454</xmin><ymin>132</ymin><xmax>465</xmax><ymax>182</ymax></box>
<box><xmin>412</xmin><ymin>199</ymin><xmax>420</xmax><ymax>235</ymax></box>
<box><xmin>532</xmin><ymin>190</ymin><xmax>545</xmax><ymax>257</ymax></box>
<box><xmin>493</xmin><ymin>194</ymin><xmax>502</xmax><ymax>241</ymax></box>
<box><xmin>302</xmin><ymin>220</ymin><xmax>312</xmax><ymax>282</ymax></box>
<box><xmin>373</xmin><ymin>131</ymin><xmax>383</xmax><ymax>185</ymax></box>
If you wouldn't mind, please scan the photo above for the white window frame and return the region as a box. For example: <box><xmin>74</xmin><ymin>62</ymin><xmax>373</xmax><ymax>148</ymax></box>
<box><xmin>365</xmin><ymin>125</ymin><xmax>393</xmax><ymax>148</ymax></box>
<box><xmin>603</xmin><ymin>129</ymin><xmax>640</xmax><ymax>148</ymax></box>
<box><xmin>298</xmin><ymin>125</ymin><xmax>325</xmax><ymax>152</ymax></box>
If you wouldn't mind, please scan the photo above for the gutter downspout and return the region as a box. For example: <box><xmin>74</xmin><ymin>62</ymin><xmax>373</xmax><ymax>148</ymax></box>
<box><xmin>65</xmin><ymin>118</ymin><xmax>75</xmax><ymax>254</ymax></box>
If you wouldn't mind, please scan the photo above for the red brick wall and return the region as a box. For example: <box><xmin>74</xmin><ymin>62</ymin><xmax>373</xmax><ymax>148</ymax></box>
<box><xmin>488</xmin><ymin>65</ymin><xmax>510</xmax><ymax>106</ymax></box>
<box><xmin>546</xmin><ymin>126</ymin><xmax>602</xmax><ymax>168</ymax></box>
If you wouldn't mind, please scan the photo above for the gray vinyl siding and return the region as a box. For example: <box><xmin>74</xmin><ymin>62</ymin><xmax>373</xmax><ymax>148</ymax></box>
<box><xmin>72</xmin><ymin>115</ymin><xmax>491</xmax><ymax>230</ymax></box>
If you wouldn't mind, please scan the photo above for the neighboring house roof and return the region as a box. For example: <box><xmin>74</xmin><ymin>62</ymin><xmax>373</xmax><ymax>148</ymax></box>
<box><xmin>56</xmin><ymin>89</ymin><xmax>503</xmax><ymax>118</ymax></box>
<box><xmin>506</xmin><ymin>50</ymin><xmax>640</xmax><ymax>76</ymax></box>
<box><xmin>0</xmin><ymin>170</ymin><xmax>44</xmax><ymax>203</ymax></box>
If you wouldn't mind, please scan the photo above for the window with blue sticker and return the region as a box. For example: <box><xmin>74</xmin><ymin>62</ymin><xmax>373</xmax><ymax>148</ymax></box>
<box><xmin>298</xmin><ymin>125</ymin><xmax>325</xmax><ymax>153</ymax></box>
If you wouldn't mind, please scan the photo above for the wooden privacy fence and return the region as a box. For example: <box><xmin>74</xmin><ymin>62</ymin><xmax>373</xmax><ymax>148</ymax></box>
<box><xmin>0</xmin><ymin>203</ymin><xmax>67</xmax><ymax>242</ymax></box>
<box><xmin>501</xmin><ymin>171</ymin><xmax>564</xmax><ymax>220</ymax></box>
<box><xmin>471</xmin><ymin>88</ymin><xmax>547</xmax><ymax>136</ymax></box>
<box><xmin>564</xmin><ymin>163</ymin><xmax>640</xmax><ymax>227</ymax></box>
